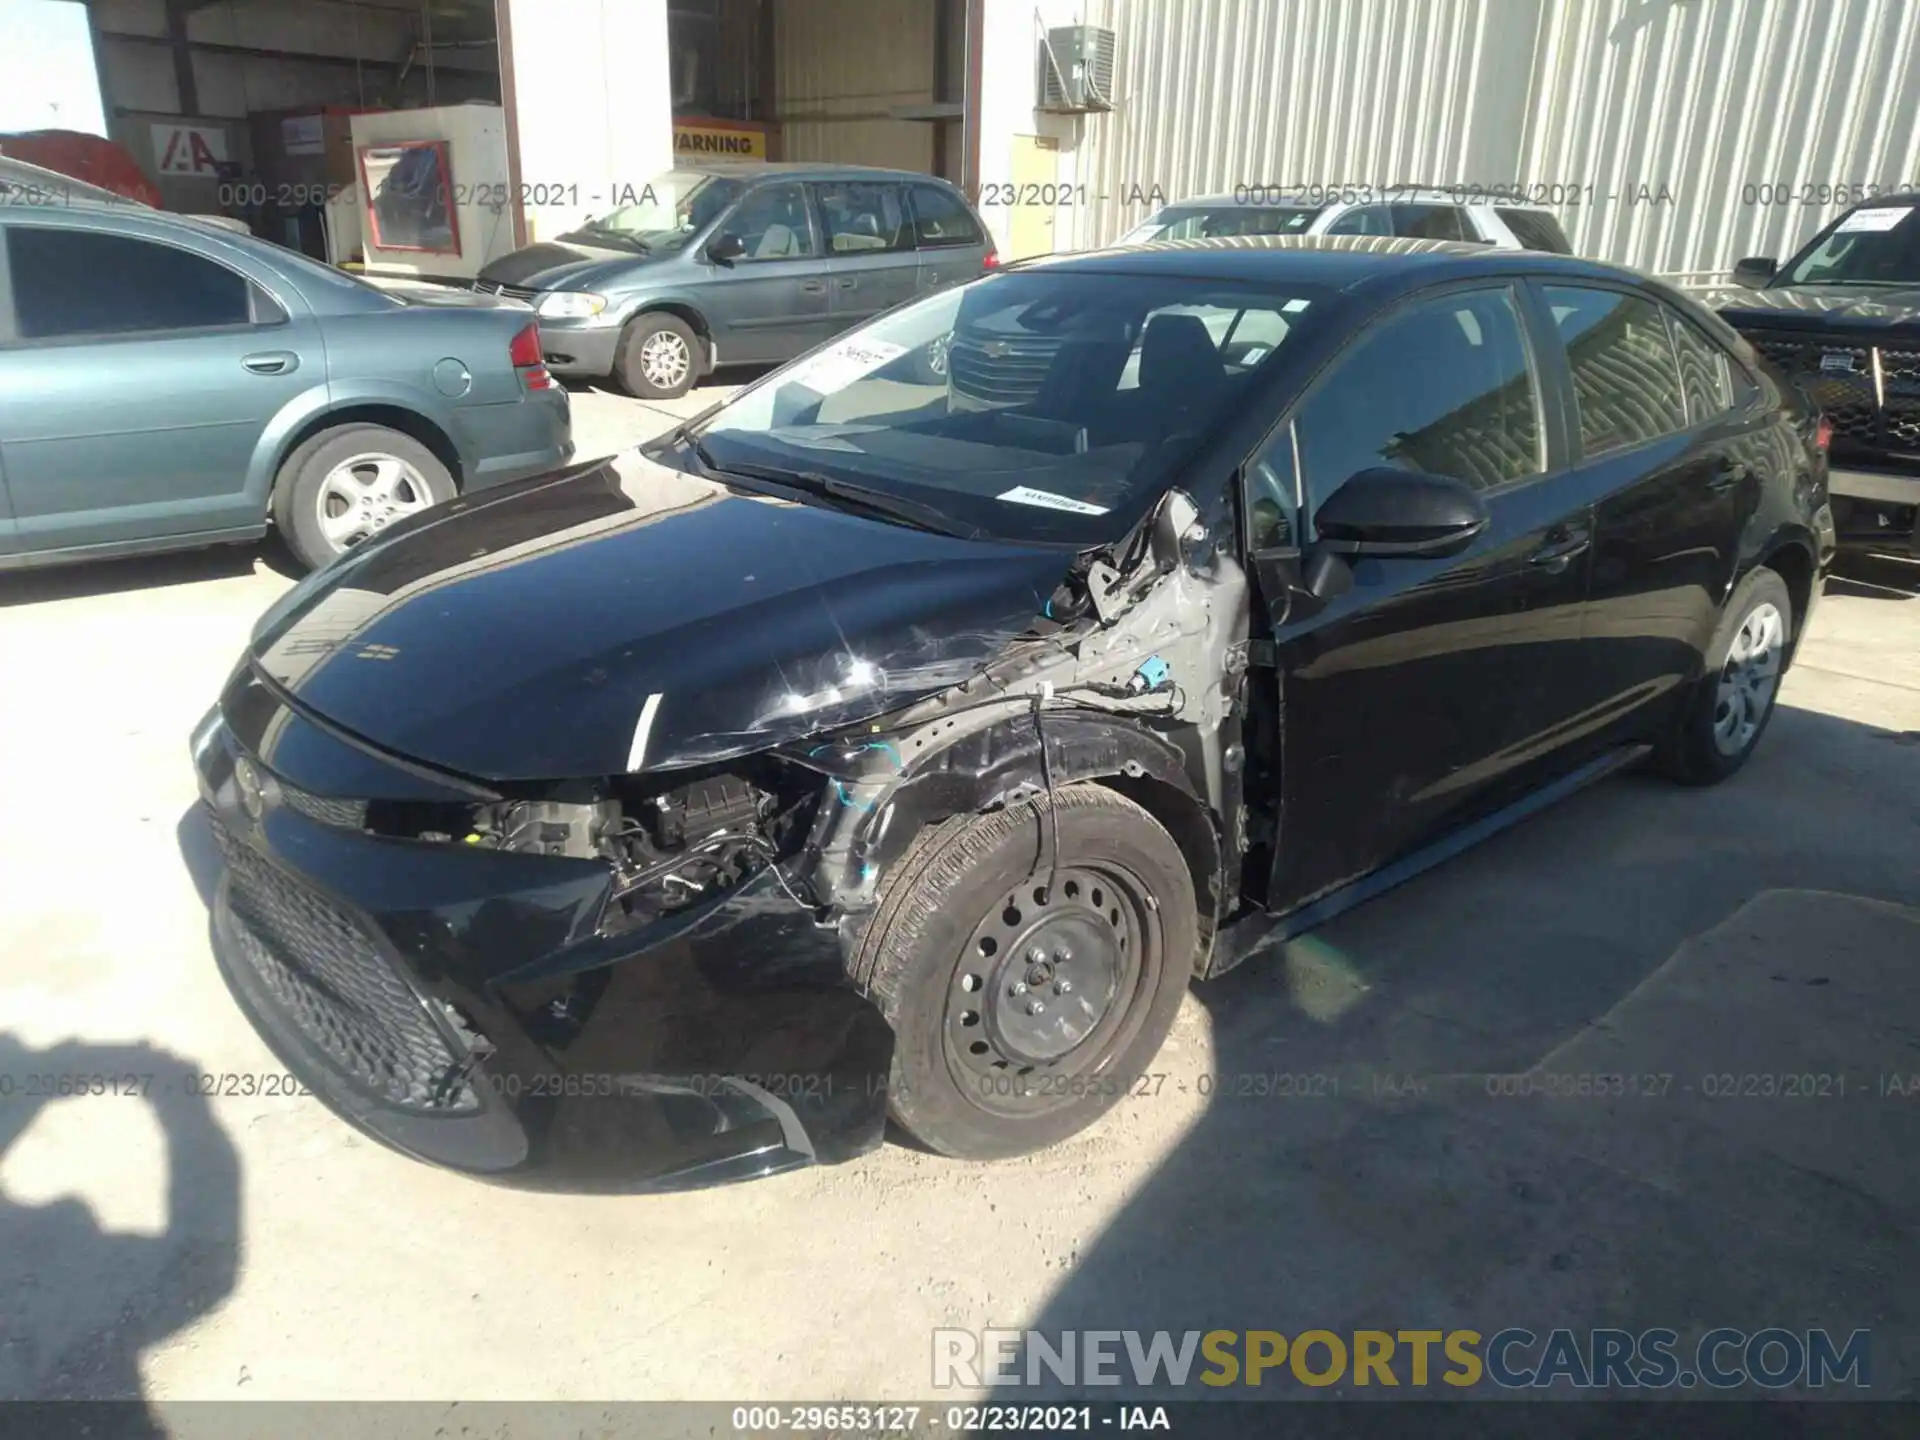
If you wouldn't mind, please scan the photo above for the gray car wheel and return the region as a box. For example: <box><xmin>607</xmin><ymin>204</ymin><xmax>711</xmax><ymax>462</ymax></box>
<box><xmin>616</xmin><ymin>313</ymin><xmax>701</xmax><ymax>400</ymax></box>
<box><xmin>274</xmin><ymin>424</ymin><xmax>456</xmax><ymax>572</ymax></box>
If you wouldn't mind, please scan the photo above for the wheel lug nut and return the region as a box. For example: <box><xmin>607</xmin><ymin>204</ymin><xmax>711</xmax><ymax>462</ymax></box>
<box><xmin>1055</xmin><ymin>947</ymin><xmax>1072</xmax><ymax>963</ymax></box>
<box><xmin>1028</xmin><ymin>947</ymin><xmax>1047</xmax><ymax>965</ymax></box>
<box><xmin>1011</xmin><ymin>981</ymin><xmax>1027</xmax><ymax>996</ymax></box>
<box><xmin>1028</xmin><ymin>1000</ymin><xmax>1045</xmax><ymax>1016</ymax></box>
<box><xmin>1056</xmin><ymin>980</ymin><xmax>1071</xmax><ymax>995</ymax></box>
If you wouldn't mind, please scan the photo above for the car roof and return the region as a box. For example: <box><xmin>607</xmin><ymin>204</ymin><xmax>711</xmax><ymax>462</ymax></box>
<box><xmin>0</xmin><ymin>153</ymin><xmax>145</xmax><ymax>208</ymax></box>
<box><xmin>677</xmin><ymin>160</ymin><xmax>958</xmax><ymax>186</ymax></box>
<box><xmin>1162</xmin><ymin>187</ymin><xmax>1557</xmax><ymax>213</ymax></box>
<box><xmin>1014</xmin><ymin>233</ymin><xmax>1641</xmax><ymax>289</ymax></box>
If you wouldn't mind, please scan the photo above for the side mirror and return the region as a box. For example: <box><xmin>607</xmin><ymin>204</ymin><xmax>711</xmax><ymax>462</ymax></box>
<box><xmin>706</xmin><ymin>232</ymin><xmax>746</xmax><ymax>265</ymax></box>
<box><xmin>1731</xmin><ymin>256</ymin><xmax>1778</xmax><ymax>290</ymax></box>
<box><xmin>1314</xmin><ymin>467</ymin><xmax>1489</xmax><ymax>559</ymax></box>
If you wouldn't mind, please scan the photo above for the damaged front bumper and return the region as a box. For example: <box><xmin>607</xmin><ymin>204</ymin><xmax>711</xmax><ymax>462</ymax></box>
<box><xmin>190</xmin><ymin>690</ymin><xmax>892</xmax><ymax>1192</ymax></box>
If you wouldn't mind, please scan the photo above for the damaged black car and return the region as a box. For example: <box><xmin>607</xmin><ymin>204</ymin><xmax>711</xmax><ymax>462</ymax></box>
<box><xmin>191</xmin><ymin>236</ymin><xmax>1833</xmax><ymax>1190</ymax></box>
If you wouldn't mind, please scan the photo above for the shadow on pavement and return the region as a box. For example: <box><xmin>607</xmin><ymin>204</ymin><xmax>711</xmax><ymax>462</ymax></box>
<box><xmin>1824</xmin><ymin>551</ymin><xmax>1919</xmax><ymax>602</ymax></box>
<box><xmin>0</xmin><ymin>538</ymin><xmax>300</xmax><ymax>609</ymax></box>
<box><xmin>0</xmin><ymin>1035</ymin><xmax>242</xmax><ymax>1429</ymax></box>
<box><xmin>990</xmin><ymin>702</ymin><xmax>1920</xmax><ymax>1421</ymax></box>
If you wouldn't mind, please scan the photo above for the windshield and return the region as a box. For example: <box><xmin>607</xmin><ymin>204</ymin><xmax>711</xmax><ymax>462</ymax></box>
<box><xmin>691</xmin><ymin>270</ymin><xmax>1325</xmax><ymax>544</ymax></box>
<box><xmin>1780</xmin><ymin>202</ymin><xmax>1920</xmax><ymax>286</ymax></box>
<box><xmin>1120</xmin><ymin>205</ymin><xmax>1320</xmax><ymax>245</ymax></box>
<box><xmin>558</xmin><ymin>170</ymin><xmax>746</xmax><ymax>253</ymax></box>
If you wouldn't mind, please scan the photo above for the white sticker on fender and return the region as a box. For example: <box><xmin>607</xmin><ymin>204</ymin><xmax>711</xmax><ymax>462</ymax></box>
<box><xmin>1835</xmin><ymin>206</ymin><xmax>1913</xmax><ymax>233</ymax></box>
<box><xmin>783</xmin><ymin>338</ymin><xmax>908</xmax><ymax>395</ymax></box>
<box><xmin>996</xmin><ymin>485</ymin><xmax>1110</xmax><ymax>515</ymax></box>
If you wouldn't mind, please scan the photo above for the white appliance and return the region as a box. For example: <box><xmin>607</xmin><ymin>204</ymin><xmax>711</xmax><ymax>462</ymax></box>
<box><xmin>344</xmin><ymin>104</ymin><xmax>518</xmax><ymax>280</ymax></box>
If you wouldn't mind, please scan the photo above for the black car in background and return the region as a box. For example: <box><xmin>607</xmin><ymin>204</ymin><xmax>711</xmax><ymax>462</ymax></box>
<box><xmin>192</xmin><ymin>237</ymin><xmax>1832</xmax><ymax>1191</ymax></box>
<box><xmin>1714</xmin><ymin>194</ymin><xmax>1920</xmax><ymax>554</ymax></box>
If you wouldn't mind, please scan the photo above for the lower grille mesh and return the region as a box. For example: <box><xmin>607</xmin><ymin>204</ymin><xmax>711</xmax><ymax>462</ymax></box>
<box><xmin>213</xmin><ymin>819</ymin><xmax>478</xmax><ymax>1112</ymax></box>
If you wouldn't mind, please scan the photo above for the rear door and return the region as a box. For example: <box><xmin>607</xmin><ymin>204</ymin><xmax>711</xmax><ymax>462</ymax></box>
<box><xmin>698</xmin><ymin>180</ymin><xmax>834</xmax><ymax>364</ymax></box>
<box><xmin>1534</xmin><ymin>283</ymin><xmax>1764</xmax><ymax>754</ymax></box>
<box><xmin>0</xmin><ymin>217</ymin><xmax>317</xmax><ymax>552</ymax></box>
<box><xmin>812</xmin><ymin>180</ymin><xmax>920</xmax><ymax>329</ymax></box>
<box><xmin>1247</xmin><ymin>283</ymin><xmax>1593</xmax><ymax>911</ymax></box>
<box><xmin>905</xmin><ymin>181</ymin><xmax>990</xmax><ymax>295</ymax></box>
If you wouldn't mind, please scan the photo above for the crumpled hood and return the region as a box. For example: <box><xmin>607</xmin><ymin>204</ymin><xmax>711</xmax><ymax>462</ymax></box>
<box><xmin>1702</xmin><ymin>282</ymin><xmax>1920</xmax><ymax>340</ymax></box>
<box><xmin>246</xmin><ymin>451</ymin><xmax>1070</xmax><ymax>781</ymax></box>
<box><xmin>477</xmin><ymin>240</ymin><xmax>653</xmax><ymax>291</ymax></box>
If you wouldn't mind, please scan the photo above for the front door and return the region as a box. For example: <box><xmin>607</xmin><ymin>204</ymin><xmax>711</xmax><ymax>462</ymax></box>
<box><xmin>812</xmin><ymin>180</ymin><xmax>921</xmax><ymax>330</ymax></box>
<box><xmin>0</xmin><ymin>219</ymin><xmax>317</xmax><ymax>552</ymax></box>
<box><xmin>699</xmin><ymin>180</ymin><xmax>835</xmax><ymax>364</ymax></box>
<box><xmin>1248</xmin><ymin>284</ymin><xmax>1594</xmax><ymax>912</ymax></box>
<box><xmin>1534</xmin><ymin>284</ymin><xmax>1765</xmax><ymax>755</ymax></box>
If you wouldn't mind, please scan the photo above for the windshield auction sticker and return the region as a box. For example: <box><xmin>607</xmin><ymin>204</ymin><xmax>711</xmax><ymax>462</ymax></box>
<box><xmin>1835</xmin><ymin>205</ymin><xmax>1913</xmax><ymax>232</ymax></box>
<box><xmin>784</xmin><ymin>339</ymin><xmax>908</xmax><ymax>396</ymax></box>
<box><xmin>996</xmin><ymin>485</ymin><xmax>1110</xmax><ymax>515</ymax></box>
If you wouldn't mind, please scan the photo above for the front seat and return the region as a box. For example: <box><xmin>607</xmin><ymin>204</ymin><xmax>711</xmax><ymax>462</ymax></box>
<box><xmin>1135</xmin><ymin>313</ymin><xmax>1227</xmax><ymax>437</ymax></box>
<box><xmin>752</xmin><ymin>222</ymin><xmax>798</xmax><ymax>259</ymax></box>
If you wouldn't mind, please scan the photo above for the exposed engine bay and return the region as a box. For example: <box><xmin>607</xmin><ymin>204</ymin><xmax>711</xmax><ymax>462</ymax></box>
<box><xmin>361</xmin><ymin>488</ymin><xmax>1250</xmax><ymax>948</ymax></box>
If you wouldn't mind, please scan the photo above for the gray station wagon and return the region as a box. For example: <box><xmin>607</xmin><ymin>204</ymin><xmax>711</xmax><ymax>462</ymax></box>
<box><xmin>474</xmin><ymin>162</ymin><xmax>996</xmax><ymax>398</ymax></box>
<box><xmin>0</xmin><ymin>195</ymin><xmax>572</xmax><ymax>574</ymax></box>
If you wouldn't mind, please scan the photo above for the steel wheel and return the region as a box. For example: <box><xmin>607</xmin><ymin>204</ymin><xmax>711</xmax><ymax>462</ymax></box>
<box><xmin>943</xmin><ymin>864</ymin><xmax>1163</xmax><ymax>1118</ymax></box>
<box><xmin>1712</xmin><ymin>599</ymin><xmax>1784</xmax><ymax>756</ymax></box>
<box><xmin>315</xmin><ymin>452</ymin><xmax>436</xmax><ymax>552</ymax></box>
<box><xmin>638</xmin><ymin>329</ymin><xmax>692</xmax><ymax>392</ymax></box>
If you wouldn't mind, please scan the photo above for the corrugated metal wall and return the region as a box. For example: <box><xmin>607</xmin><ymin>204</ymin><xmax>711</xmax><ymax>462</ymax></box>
<box><xmin>1074</xmin><ymin>0</ymin><xmax>1920</xmax><ymax>277</ymax></box>
<box><xmin>773</xmin><ymin>0</ymin><xmax>937</xmax><ymax>171</ymax></box>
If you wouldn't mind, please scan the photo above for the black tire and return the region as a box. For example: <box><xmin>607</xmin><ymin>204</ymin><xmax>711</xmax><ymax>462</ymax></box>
<box><xmin>616</xmin><ymin>312</ymin><xmax>701</xmax><ymax>399</ymax></box>
<box><xmin>1655</xmin><ymin>564</ymin><xmax>1794</xmax><ymax>785</ymax></box>
<box><xmin>851</xmin><ymin>784</ymin><xmax>1199</xmax><ymax>1160</ymax></box>
<box><xmin>273</xmin><ymin>424</ymin><xmax>456</xmax><ymax>572</ymax></box>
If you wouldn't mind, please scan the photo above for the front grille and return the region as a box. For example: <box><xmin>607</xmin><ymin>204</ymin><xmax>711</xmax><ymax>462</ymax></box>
<box><xmin>213</xmin><ymin>819</ymin><xmax>478</xmax><ymax>1112</ymax></box>
<box><xmin>472</xmin><ymin>278</ymin><xmax>538</xmax><ymax>303</ymax></box>
<box><xmin>949</xmin><ymin>333</ymin><xmax>1063</xmax><ymax>406</ymax></box>
<box><xmin>1742</xmin><ymin>329</ymin><xmax>1920</xmax><ymax>454</ymax></box>
<box><xmin>277</xmin><ymin>782</ymin><xmax>369</xmax><ymax>830</ymax></box>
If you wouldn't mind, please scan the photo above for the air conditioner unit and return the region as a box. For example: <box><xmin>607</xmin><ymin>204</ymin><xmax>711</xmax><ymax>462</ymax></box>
<box><xmin>1037</xmin><ymin>24</ymin><xmax>1116</xmax><ymax>113</ymax></box>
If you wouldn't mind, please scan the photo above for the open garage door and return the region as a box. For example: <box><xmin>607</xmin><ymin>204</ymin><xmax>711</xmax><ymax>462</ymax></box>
<box><xmin>665</xmin><ymin>0</ymin><xmax>966</xmax><ymax>183</ymax></box>
<box><xmin>74</xmin><ymin>0</ymin><xmax>507</xmax><ymax>278</ymax></box>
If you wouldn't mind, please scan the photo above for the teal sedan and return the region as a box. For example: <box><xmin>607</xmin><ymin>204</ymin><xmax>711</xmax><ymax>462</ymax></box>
<box><xmin>0</xmin><ymin>191</ymin><xmax>572</xmax><ymax>572</ymax></box>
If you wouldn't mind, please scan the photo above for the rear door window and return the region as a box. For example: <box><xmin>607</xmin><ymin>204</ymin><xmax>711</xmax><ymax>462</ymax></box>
<box><xmin>7</xmin><ymin>225</ymin><xmax>252</xmax><ymax>339</ymax></box>
<box><xmin>1323</xmin><ymin>205</ymin><xmax>1394</xmax><ymax>237</ymax></box>
<box><xmin>1543</xmin><ymin>285</ymin><xmax>1690</xmax><ymax>457</ymax></box>
<box><xmin>907</xmin><ymin>183</ymin><xmax>984</xmax><ymax>248</ymax></box>
<box><xmin>814</xmin><ymin>182</ymin><xmax>914</xmax><ymax>255</ymax></box>
<box><xmin>1390</xmin><ymin>204</ymin><xmax>1472</xmax><ymax>242</ymax></box>
<box><xmin>1665</xmin><ymin>311</ymin><xmax>1737</xmax><ymax>424</ymax></box>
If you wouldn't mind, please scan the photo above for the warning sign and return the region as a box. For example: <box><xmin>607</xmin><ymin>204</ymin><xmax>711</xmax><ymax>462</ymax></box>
<box><xmin>673</xmin><ymin>120</ymin><xmax>768</xmax><ymax>160</ymax></box>
<box><xmin>152</xmin><ymin>123</ymin><xmax>230</xmax><ymax>176</ymax></box>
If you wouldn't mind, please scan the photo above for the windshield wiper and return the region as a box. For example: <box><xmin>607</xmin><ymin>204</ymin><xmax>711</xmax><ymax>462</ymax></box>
<box><xmin>686</xmin><ymin>447</ymin><xmax>982</xmax><ymax>539</ymax></box>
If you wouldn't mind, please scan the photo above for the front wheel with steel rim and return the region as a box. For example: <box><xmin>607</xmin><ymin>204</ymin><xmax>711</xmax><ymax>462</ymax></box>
<box><xmin>616</xmin><ymin>312</ymin><xmax>701</xmax><ymax>400</ymax></box>
<box><xmin>274</xmin><ymin>423</ymin><xmax>457</xmax><ymax>572</ymax></box>
<box><xmin>853</xmin><ymin>784</ymin><xmax>1199</xmax><ymax>1160</ymax></box>
<box><xmin>1657</xmin><ymin>564</ymin><xmax>1795</xmax><ymax>784</ymax></box>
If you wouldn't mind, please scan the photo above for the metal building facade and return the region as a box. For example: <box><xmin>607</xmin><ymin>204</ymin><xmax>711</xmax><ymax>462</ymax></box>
<box><xmin>1070</xmin><ymin>0</ymin><xmax>1920</xmax><ymax>277</ymax></box>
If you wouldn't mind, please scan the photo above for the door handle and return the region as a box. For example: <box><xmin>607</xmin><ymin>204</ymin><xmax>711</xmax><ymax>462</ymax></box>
<box><xmin>242</xmin><ymin>352</ymin><xmax>298</xmax><ymax>376</ymax></box>
<box><xmin>1528</xmin><ymin>531</ymin><xmax>1591</xmax><ymax>573</ymax></box>
<box><xmin>1707</xmin><ymin>460</ymin><xmax>1752</xmax><ymax>492</ymax></box>
<box><xmin>800</xmin><ymin>279</ymin><xmax>826</xmax><ymax>293</ymax></box>
<box><xmin>836</xmin><ymin>277</ymin><xmax>858</xmax><ymax>290</ymax></box>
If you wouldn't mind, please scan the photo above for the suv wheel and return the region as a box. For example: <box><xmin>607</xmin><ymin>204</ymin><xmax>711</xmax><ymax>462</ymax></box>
<box><xmin>273</xmin><ymin>424</ymin><xmax>456</xmax><ymax>571</ymax></box>
<box><xmin>616</xmin><ymin>313</ymin><xmax>700</xmax><ymax>400</ymax></box>
<box><xmin>851</xmin><ymin>784</ymin><xmax>1198</xmax><ymax>1161</ymax></box>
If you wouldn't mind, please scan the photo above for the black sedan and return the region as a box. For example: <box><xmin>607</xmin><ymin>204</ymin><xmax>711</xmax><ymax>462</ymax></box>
<box><xmin>191</xmin><ymin>235</ymin><xmax>1834</xmax><ymax>1190</ymax></box>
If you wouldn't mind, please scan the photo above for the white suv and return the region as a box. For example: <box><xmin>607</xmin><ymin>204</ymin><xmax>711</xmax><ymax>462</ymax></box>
<box><xmin>1116</xmin><ymin>186</ymin><xmax>1574</xmax><ymax>252</ymax></box>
